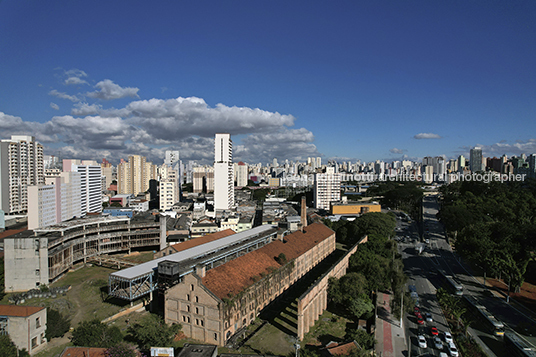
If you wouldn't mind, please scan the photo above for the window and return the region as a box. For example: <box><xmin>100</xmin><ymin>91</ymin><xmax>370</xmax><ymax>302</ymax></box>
<box><xmin>31</xmin><ymin>337</ymin><xmax>37</xmax><ymax>348</ymax></box>
<box><xmin>187</xmin><ymin>305</ymin><xmax>190</xmax><ymax>312</ymax></box>
<box><xmin>195</xmin><ymin>296</ymin><xmax>199</xmax><ymax>303</ymax></box>
<box><xmin>36</xmin><ymin>317</ymin><xmax>41</xmax><ymax>328</ymax></box>
<box><xmin>190</xmin><ymin>284</ymin><xmax>194</xmax><ymax>291</ymax></box>
<box><xmin>35</xmin><ymin>269</ymin><xmax>40</xmax><ymax>276</ymax></box>
<box><xmin>214</xmin><ymin>333</ymin><xmax>218</xmax><ymax>340</ymax></box>
<box><xmin>186</xmin><ymin>294</ymin><xmax>190</xmax><ymax>301</ymax></box>
<box><xmin>195</xmin><ymin>307</ymin><xmax>199</xmax><ymax>314</ymax></box>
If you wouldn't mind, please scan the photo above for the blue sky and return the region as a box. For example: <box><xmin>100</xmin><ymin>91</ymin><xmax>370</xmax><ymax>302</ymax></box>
<box><xmin>1</xmin><ymin>1</ymin><xmax>535</xmax><ymax>165</ymax></box>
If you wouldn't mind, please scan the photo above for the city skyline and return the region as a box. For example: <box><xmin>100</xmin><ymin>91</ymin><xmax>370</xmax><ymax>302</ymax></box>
<box><xmin>1</xmin><ymin>1</ymin><xmax>535</xmax><ymax>165</ymax></box>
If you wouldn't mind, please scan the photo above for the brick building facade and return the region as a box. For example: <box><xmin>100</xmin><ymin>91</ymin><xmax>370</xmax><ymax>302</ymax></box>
<box><xmin>163</xmin><ymin>222</ymin><xmax>336</xmax><ymax>345</ymax></box>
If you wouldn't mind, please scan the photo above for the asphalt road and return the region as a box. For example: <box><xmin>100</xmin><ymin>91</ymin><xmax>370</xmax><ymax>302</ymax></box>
<box><xmin>398</xmin><ymin>194</ymin><xmax>536</xmax><ymax>357</ymax></box>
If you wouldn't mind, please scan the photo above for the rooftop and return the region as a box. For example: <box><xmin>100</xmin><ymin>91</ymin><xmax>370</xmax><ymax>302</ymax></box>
<box><xmin>0</xmin><ymin>305</ymin><xmax>45</xmax><ymax>317</ymax></box>
<box><xmin>202</xmin><ymin>222</ymin><xmax>334</xmax><ymax>300</ymax></box>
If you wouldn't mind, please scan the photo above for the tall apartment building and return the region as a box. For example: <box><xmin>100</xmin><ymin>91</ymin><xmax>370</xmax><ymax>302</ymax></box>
<box><xmin>117</xmin><ymin>155</ymin><xmax>157</xmax><ymax>196</ymax></box>
<box><xmin>214</xmin><ymin>134</ymin><xmax>234</xmax><ymax>211</ymax></box>
<box><xmin>470</xmin><ymin>147</ymin><xmax>483</xmax><ymax>172</ymax></box>
<box><xmin>159</xmin><ymin>164</ymin><xmax>179</xmax><ymax>211</ymax></box>
<box><xmin>0</xmin><ymin>135</ymin><xmax>44</xmax><ymax>214</ymax></box>
<box><xmin>101</xmin><ymin>159</ymin><xmax>114</xmax><ymax>190</ymax></box>
<box><xmin>234</xmin><ymin>161</ymin><xmax>248</xmax><ymax>187</ymax></box>
<box><xmin>314</xmin><ymin>167</ymin><xmax>341</xmax><ymax>210</ymax></box>
<box><xmin>28</xmin><ymin>171</ymin><xmax>85</xmax><ymax>230</ymax></box>
<box><xmin>63</xmin><ymin>160</ymin><xmax>102</xmax><ymax>214</ymax></box>
<box><xmin>193</xmin><ymin>166</ymin><xmax>214</xmax><ymax>194</ymax></box>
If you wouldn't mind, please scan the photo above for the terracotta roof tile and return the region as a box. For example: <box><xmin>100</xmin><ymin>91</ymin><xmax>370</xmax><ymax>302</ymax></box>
<box><xmin>171</xmin><ymin>229</ymin><xmax>235</xmax><ymax>253</ymax></box>
<box><xmin>202</xmin><ymin>222</ymin><xmax>334</xmax><ymax>299</ymax></box>
<box><xmin>0</xmin><ymin>227</ymin><xmax>27</xmax><ymax>239</ymax></box>
<box><xmin>0</xmin><ymin>305</ymin><xmax>45</xmax><ymax>317</ymax></box>
<box><xmin>327</xmin><ymin>341</ymin><xmax>359</xmax><ymax>356</ymax></box>
<box><xmin>60</xmin><ymin>347</ymin><xmax>107</xmax><ymax>357</ymax></box>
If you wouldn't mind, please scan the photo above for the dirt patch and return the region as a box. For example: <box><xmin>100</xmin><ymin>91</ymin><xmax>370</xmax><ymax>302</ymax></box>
<box><xmin>486</xmin><ymin>278</ymin><xmax>536</xmax><ymax>312</ymax></box>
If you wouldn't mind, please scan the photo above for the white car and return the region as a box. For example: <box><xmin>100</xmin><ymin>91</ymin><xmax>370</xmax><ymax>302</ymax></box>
<box><xmin>439</xmin><ymin>353</ymin><xmax>448</xmax><ymax>357</ymax></box>
<box><xmin>418</xmin><ymin>335</ymin><xmax>427</xmax><ymax>348</ymax></box>
<box><xmin>448</xmin><ymin>342</ymin><xmax>459</xmax><ymax>357</ymax></box>
<box><xmin>424</xmin><ymin>312</ymin><xmax>433</xmax><ymax>322</ymax></box>
<box><xmin>444</xmin><ymin>331</ymin><xmax>453</xmax><ymax>344</ymax></box>
<box><xmin>434</xmin><ymin>336</ymin><xmax>443</xmax><ymax>350</ymax></box>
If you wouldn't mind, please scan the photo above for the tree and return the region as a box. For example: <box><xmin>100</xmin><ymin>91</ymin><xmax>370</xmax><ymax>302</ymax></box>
<box><xmin>71</xmin><ymin>319</ymin><xmax>122</xmax><ymax>348</ymax></box>
<box><xmin>0</xmin><ymin>335</ymin><xmax>30</xmax><ymax>357</ymax></box>
<box><xmin>105</xmin><ymin>342</ymin><xmax>138</xmax><ymax>357</ymax></box>
<box><xmin>348</xmin><ymin>295</ymin><xmax>374</xmax><ymax>320</ymax></box>
<box><xmin>46</xmin><ymin>308</ymin><xmax>71</xmax><ymax>339</ymax></box>
<box><xmin>345</xmin><ymin>328</ymin><xmax>375</xmax><ymax>350</ymax></box>
<box><xmin>126</xmin><ymin>314</ymin><xmax>181</xmax><ymax>351</ymax></box>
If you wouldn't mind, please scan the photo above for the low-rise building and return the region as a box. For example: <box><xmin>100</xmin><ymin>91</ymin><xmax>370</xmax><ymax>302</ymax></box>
<box><xmin>330</xmin><ymin>202</ymin><xmax>381</xmax><ymax>215</ymax></box>
<box><xmin>163</xmin><ymin>222</ymin><xmax>336</xmax><ymax>346</ymax></box>
<box><xmin>0</xmin><ymin>305</ymin><xmax>47</xmax><ymax>355</ymax></box>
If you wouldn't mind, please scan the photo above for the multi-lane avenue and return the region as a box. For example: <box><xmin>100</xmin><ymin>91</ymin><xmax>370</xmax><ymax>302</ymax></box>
<box><xmin>397</xmin><ymin>193</ymin><xmax>536</xmax><ymax>357</ymax></box>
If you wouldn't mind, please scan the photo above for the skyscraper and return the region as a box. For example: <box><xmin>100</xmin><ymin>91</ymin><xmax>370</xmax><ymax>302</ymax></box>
<box><xmin>117</xmin><ymin>155</ymin><xmax>157</xmax><ymax>196</ymax></box>
<box><xmin>214</xmin><ymin>133</ymin><xmax>234</xmax><ymax>211</ymax></box>
<box><xmin>0</xmin><ymin>135</ymin><xmax>44</xmax><ymax>214</ymax></box>
<box><xmin>314</xmin><ymin>167</ymin><xmax>341</xmax><ymax>210</ymax></box>
<box><xmin>470</xmin><ymin>147</ymin><xmax>483</xmax><ymax>172</ymax></box>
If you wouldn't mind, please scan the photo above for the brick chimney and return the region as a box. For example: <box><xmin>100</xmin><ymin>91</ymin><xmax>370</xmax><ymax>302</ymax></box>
<box><xmin>301</xmin><ymin>196</ymin><xmax>307</xmax><ymax>231</ymax></box>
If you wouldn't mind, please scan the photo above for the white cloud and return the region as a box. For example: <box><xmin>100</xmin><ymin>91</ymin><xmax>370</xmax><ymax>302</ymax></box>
<box><xmin>466</xmin><ymin>139</ymin><xmax>536</xmax><ymax>157</ymax></box>
<box><xmin>390</xmin><ymin>148</ymin><xmax>405</xmax><ymax>154</ymax></box>
<box><xmin>86</xmin><ymin>80</ymin><xmax>139</xmax><ymax>100</ymax></box>
<box><xmin>414</xmin><ymin>133</ymin><xmax>441</xmax><ymax>139</ymax></box>
<box><xmin>65</xmin><ymin>77</ymin><xmax>88</xmax><ymax>85</ymax></box>
<box><xmin>71</xmin><ymin>103</ymin><xmax>102</xmax><ymax>116</ymax></box>
<box><xmin>125</xmin><ymin>96</ymin><xmax>296</xmax><ymax>142</ymax></box>
<box><xmin>49</xmin><ymin>89</ymin><xmax>80</xmax><ymax>102</ymax></box>
<box><xmin>50</xmin><ymin>103</ymin><xmax>60</xmax><ymax>110</ymax></box>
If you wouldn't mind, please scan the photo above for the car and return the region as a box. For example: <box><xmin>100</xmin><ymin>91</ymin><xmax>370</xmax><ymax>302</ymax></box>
<box><xmin>431</xmin><ymin>326</ymin><xmax>439</xmax><ymax>336</ymax></box>
<box><xmin>448</xmin><ymin>342</ymin><xmax>459</xmax><ymax>356</ymax></box>
<box><xmin>414</xmin><ymin>306</ymin><xmax>420</xmax><ymax>315</ymax></box>
<box><xmin>434</xmin><ymin>336</ymin><xmax>443</xmax><ymax>350</ymax></box>
<box><xmin>418</xmin><ymin>335</ymin><xmax>427</xmax><ymax>348</ymax></box>
<box><xmin>439</xmin><ymin>353</ymin><xmax>448</xmax><ymax>357</ymax></box>
<box><xmin>417</xmin><ymin>317</ymin><xmax>424</xmax><ymax>325</ymax></box>
<box><xmin>444</xmin><ymin>331</ymin><xmax>453</xmax><ymax>344</ymax></box>
<box><xmin>425</xmin><ymin>238</ymin><xmax>430</xmax><ymax>244</ymax></box>
<box><xmin>424</xmin><ymin>312</ymin><xmax>433</xmax><ymax>322</ymax></box>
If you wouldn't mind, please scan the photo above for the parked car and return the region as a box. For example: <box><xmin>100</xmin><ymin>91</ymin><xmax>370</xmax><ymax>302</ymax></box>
<box><xmin>424</xmin><ymin>312</ymin><xmax>433</xmax><ymax>322</ymax></box>
<box><xmin>448</xmin><ymin>342</ymin><xmax>459</xmax><ymax>357</ymax></box>
<box><xmin>434</xmin><ymin>336</ymin><xmax>443</xmax><ymax>350</ymax></box>
<box><xmin>444</xmin><ymin>331</ymin><xmax>453</xmax><ymax>344</ymax></box>
<box><xmin>431</xmin><ymin>326</ymin><xmax>439</xmax><ymax>336</ymax></box>
<box><xmin>417</xmin><ymin>317</ymin><xmax>424</xmax><ymax>325</ymax></box>
<box><xmin>418</xmin><ymin>335</ymin><xmax>427</xmax><ymax>348</ymax></box>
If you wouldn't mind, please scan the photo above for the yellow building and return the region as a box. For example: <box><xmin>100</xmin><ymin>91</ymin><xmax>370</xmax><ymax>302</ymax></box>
<box><xmin>330</xmin><ymin>202</ymin><xmax>381</xmax><ymax>215</ymax></box>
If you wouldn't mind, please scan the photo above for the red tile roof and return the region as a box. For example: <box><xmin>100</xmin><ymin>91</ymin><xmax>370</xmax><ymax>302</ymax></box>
<box><xmin>327</xmin><ymin>341</ymin><xmax>359</xmax><ymax>356</ymax></box>
<box><xmin>172</xmin><ymin>229</ymin><xmax>235</xmax><ymax>253</ymax></box>
<box><xmin>0</xmin><ymin>227</ymin><xmax>28</xmax><ymax>239</ymax></box>
<box><xmin>202</xmin><ymin>222</ymin><xmax>334</xmax><ymax>299</ymax></box>
<box><xmin>0</xmin><ymin>305</ymin><xmax>45</xmax><ymax>317</ymax></box>
<box><xmin>60</xmin><ymin>347</ymin><xmax>107</xmax><ymax>357</ymax></box>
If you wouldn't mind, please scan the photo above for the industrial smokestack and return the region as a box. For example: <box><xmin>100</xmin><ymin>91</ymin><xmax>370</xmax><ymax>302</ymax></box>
<box><xmin>301</xmin><ymin>196</ymin><xmax>307</xmax><ymax>231</ymax></box>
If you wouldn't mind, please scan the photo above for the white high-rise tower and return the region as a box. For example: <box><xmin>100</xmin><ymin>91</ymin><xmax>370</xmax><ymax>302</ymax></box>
<box><xmin>214</xmin><ymin>133</ymin><xmax>234</xmax><ymax>211</ymax></box>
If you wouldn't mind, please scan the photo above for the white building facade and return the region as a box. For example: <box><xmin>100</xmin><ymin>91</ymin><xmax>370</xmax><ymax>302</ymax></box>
<box><xmin>314</xmin><ymin>167</ymin><xmax>341</xmax><ymax>211</ymax></box>
<box><xmin>0</xmin><ymin>135</ymin><xmax>44</xmax><ymax>214</ymax></box>
<box><xmin>214</xmin><ymin>133</ymin><xmax>234</xmax><ymax>211</ymax></box>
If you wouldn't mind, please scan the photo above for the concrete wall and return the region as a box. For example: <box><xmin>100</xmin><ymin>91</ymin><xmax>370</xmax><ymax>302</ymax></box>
<box><xmin>296</xmin><ymin>236</ymin><xmax>368</xmax><ymax>340</ymax></box>
<box><xmin>8</xmin><ymin>308</ymin><xmax>47</xmax><ymax>355</ymax></box>
<box><xmin>4</xmin><ymin>237</ymin><xmax>49</xmax><ymax>293</ymax></box>
<box><xmin>165</xmin><ymin>274</ymin><xmax>223</xmax><ymax>345</ymax></box>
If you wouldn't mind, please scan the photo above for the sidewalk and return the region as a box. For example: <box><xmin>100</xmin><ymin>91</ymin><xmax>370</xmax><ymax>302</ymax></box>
<box><xmin>375</xmin><ymin>292</ymin><xmax>407</xmax><ymax>357</ymax></box>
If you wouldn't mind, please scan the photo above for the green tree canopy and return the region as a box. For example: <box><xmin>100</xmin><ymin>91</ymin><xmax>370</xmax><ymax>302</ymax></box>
<box><xmin>71</xmin><ymin>319</ymin><xmax>122</xmax><ymax>348</ymax></box>
<box><xmin>46</xmin><ymin>308</ymin><xmax>71</xmax><ymax>340</ymax></box>
<box><xmin>126</xmin><ymin>314</ymin><xmax>181</xmax><ymax>351</ymax></box>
